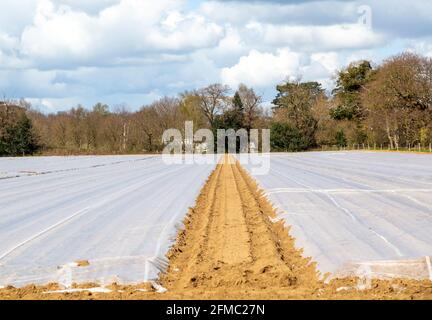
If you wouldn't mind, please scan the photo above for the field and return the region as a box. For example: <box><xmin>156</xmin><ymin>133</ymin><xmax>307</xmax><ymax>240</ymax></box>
<box><xmin>0</xmin><ymin>152</ymin><xmax>432</xmax><ymax>299</ymax></box>
<box><xmin>0</xmin><ymin>155</ymin><xmax>215</xmax><ymax>287</ymax></box>
<box><xmin>242</xmin><ymin>152</ymin><xmax>432</xmax><ymax>278</ymax></box>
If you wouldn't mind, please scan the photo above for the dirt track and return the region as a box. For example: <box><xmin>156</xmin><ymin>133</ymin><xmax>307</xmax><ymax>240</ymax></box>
<box><xmin>159</xmin><ymin>155</ymin><xmax>319</xmax><ymax>296</ymax></box>
<box><xmin>1</xmin><ymin>155</ymin><xmax>432</xmax><ymax>300</ymax></box>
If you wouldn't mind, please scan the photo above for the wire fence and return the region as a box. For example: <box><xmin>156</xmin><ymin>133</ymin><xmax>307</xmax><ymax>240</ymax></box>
<box><xmin>319</xmin><ymin>143</ymin><xmax>432</xmax><ymax>153</ymax></box>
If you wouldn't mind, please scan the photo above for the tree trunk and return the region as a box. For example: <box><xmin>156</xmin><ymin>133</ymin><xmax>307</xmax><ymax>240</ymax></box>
<box><xmin>393</xmin><ymin>134</ymin><xmax>399</xmax><ymax>149</ymax></box>
<box><xmin>122</xmin><ymin>122</ymin><xmax>128</xmax><ymax>151</ymax></box>
<box><xmin>385</xmin><ymin>116</ymin><xmax>394</xmax><ymax>149</ymax></box>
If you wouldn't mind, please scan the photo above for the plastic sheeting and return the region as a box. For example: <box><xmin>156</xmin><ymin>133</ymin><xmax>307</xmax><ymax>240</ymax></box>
<box><xmin>335</xmin><ymin>256</ymin><xmax>432</xmax><ymax>281</ymax></box>
<box><xmin>242</xmin><ymin>152</ymin><xmax>432</xmax><ymax>277</ymax></box>
<box><xmin>0</xmin><ymin>155</ymin><xmax>156</xmax><ymax>179</ymax></box>
<box><xmin>0</xmin><ymin>155</ymin><xmax>218</xmax><ymax>287</ymax></box>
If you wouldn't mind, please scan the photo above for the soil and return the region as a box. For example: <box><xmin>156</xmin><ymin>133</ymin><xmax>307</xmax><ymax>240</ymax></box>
<box><xmin>76</xmin><ymin>260</ymin><xmax>90</xmax><ymax>267</ymax></box>
<box><xmin>1</xmin><ymin>155</ymin><xmax>431</xmax><ymax>300</ymax></box>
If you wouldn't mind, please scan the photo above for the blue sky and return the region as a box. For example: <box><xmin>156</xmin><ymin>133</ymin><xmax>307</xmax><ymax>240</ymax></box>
<box><xmin>0</xmin><ymin>0</ymin><xmax>431</xmax><ymax>112</ymax></box>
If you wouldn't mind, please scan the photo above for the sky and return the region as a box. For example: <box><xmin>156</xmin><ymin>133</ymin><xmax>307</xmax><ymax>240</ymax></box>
<box><xmin>0</xmin><ymin>0</ymin><xmax>431</xmax><ymax>113</ymax></box>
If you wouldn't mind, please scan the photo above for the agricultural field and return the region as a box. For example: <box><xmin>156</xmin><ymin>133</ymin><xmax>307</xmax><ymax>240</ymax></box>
<box><xmin>242</xmin><ymin>152</ymin><xmax>432</xmax><ymax>279</ymax></box>
<box><xmin>2</xmin><ymin>0</ymin><xmax>432</xmax><ymax>307</ymax></box>
<box><xmin>0</xmin><ymin>152</ymin><xmax>431</xmax><ymax>300</ymax></box>
<box><xmin>0</xmin><ymin>155</ymin><xmax>216</xmax><ymax>287</ymax></box>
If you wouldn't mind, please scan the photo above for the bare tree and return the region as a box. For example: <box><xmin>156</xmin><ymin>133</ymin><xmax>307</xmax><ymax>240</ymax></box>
<box><xmin>179</xmin><ymin>91</ymin><xmax>208</xmax><ymax>129</ymax></box>
<box><xmin>152</xmin><ymin>97</ymin><xmax>181</xmax><ymax>131</ymax></box>
<box><xmin>362</xmin><ymin>53</ymin><xmax>432</xmax><ymax>148</ymax></box>
<box><xmin>237</xmin><ymin>84</ymin><xmax>262</xmax><ymax>131</ymax></box>
<box><xmin>135</xmin><ymin>106</ymin><xmax>160</xmax><ymax>152</ymax></box>
<box><xmin>197</xmin><ymin>84</ymin><xmax>230</xmax><ymax>129</ymax></box>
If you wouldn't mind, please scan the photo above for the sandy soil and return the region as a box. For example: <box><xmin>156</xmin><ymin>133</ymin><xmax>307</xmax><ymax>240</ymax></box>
<box><xmin>1</xmin><ymin>155</ymin><xmax>431</xmax><ymax>300</ymax></box>
<box><xmin>158</xmin><ymin>155</ymin><xmax>319</xmax><ymax>294</ymax></box>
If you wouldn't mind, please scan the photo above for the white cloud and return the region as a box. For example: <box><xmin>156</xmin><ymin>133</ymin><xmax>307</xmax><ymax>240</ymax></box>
<box><xmin>221</xmin><ymin>48</ymin><xmax>302</xmax><ymax>88</ymax></box>
<box><xmin>0</xmin><ymin>0</ymin><xmax>431</xmax><ymax>111</ymax></box>
<box><xmin>26</xmin><ymin>91</ymin><xmax>161</xmax><ymax>113</ymax></box>
<box><xmin>0</xmin><ymin>32</ymin><xmax>19</xmax><ymax>52</ymax></box>
<box><xmin>200</xmin><ymin>0</ymin><xmax>358</xmax><ymax>26</ymax></box>
<box><xmin>19</xmin><ymin>0</ymin><xmax>224</xmax><ymax>68</ymax></box>
<box><xmin>310</xmin><ymin>52</ymin><xmax>340</xmax><ymax>73</ymax></box>
<box><xmin>201</xmin><ymin>25</ymin><xmax>247</xmax><ymax>68</ymax></box>
<box><xmin>56</xmin><ymin>0</ymin><xmax>120</xmax><ymax>14</ymax></box>
<box><xmin>221</xmin><ymin>49</ymin><xmax>346</xmax><ymax>92</ymax></box>
<box><xmin>21</xmin><ymin>2</ymin><xmax>94</xmax><ymax>63</ymax></box>
<box><xmin>245</xmin><ymin>22</ymin><xmax>385</xmax><ymax>51</ymax></box>
<box><xmin>0</xmin><ymin>0</ymin><xmax>39</xmax><ymax>36</ymax></box>
<box><xmin>299</xmin><ymin>52</ymin><xmax>340</xmax><ymax>81</ymax></box>
<box><xmin>409</xmin><ymin>40</ymin><xmax>432</xmax><ymax>58</ymax></box>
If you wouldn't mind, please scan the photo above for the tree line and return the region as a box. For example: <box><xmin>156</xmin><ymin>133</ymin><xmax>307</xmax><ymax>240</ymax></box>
<box><xmin>1</xmin><ymin>51</ymin><xmax>431</xmax><ymax>156</ymax></box>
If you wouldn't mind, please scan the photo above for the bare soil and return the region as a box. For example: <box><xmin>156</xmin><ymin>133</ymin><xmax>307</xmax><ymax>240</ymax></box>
<box><xmin>1</xmin><ymin>155</ymin><xmax>431</xmax><ymax>300</ymax></box>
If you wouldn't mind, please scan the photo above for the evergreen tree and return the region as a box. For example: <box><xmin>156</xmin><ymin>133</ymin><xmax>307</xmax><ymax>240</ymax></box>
<box><xmin>232</xmin><ymin>91</ymin><xmax>244</xmax><ymax>112</ymax></box>
<box><xmin>272</xmin><ymin>81</ymin><xmax>322</xmax><ymax>148</ymax></box>
<box><xmin>335</xmin><ymin>130</ymin><xmax>347</xmax><ymax>147</ymax></box>
<box><xmin>0</xmin><ymin>106</ymin><xmax>39</xmax><ymax>156</ymax></box>
<box><xmin>13</xmin><ymin>114</ymin><xmax>39</xmax><ymax>155</ymax></box>
<box><xmin>214</xmin><ymin>91</ymin><xmax>246</xmax><ymax>131</ymax></box>
<box><xmin>331</xmin><ymin>60</ymin><xmax>374</xmax><ymax>121</ymax></box>
<box><xmin>213</xmin><ymin>91</ymin><xmax>247</xmax><ymax>153</ymax></box>
<box><xmin>270</xmin><ymin>122</ymin><xmax>309</xmax><ymax>152</ymax></box>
